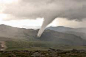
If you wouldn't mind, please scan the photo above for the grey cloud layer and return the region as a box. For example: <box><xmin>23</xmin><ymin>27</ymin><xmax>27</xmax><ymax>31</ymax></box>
<box><xmin>3</xmin><ymin>0</ymin><xmax>86</xmax><ymax>37</ymax></box>
<box><xmin>3</xmin><ymin>0</ymin><xmax>86</xmax><ymax>20</ymax></box>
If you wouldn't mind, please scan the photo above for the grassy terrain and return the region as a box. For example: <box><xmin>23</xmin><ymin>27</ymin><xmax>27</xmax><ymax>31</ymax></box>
<box><xmin>5</xmin><ymin>39</ymin><xmax>86</xmax><ymax>51</ymax></box>
<box><xmin>5</xmin><ymin>40</ymin><xmax>53</xmax><ymax>51</ymax></box>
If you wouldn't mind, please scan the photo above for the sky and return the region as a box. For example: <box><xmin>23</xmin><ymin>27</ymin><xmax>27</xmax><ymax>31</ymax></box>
<box><xmin>0</xmin><ymin>0</ymin><xmax>86</xmax><ymax>29</ymax></box>
<box><xmin>0</xmin><ymin>18</ymin><xmax>58</xmax><ymax>29</ymax></box>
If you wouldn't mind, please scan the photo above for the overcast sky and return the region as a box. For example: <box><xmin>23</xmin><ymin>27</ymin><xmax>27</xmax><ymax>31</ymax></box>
<box><xmin>0</xmin><ymin>0</ymin><xmax>86</xmax><ymax>28</ymax></box>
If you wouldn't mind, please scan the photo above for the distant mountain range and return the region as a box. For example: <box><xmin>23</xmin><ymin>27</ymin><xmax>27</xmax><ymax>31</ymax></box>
<box><xmin>0</xmin><ymin>24</ymin><xmax>86</xmax><ymax>45</ymax></box>
<box><xmin>47</xmin><ymin>26</ymin><xmax>86</xmax><ymax>40</ymax></box>
<box><xmin>47</xmin><ymin>26</ymin><xmax>86</xmax><ymax>33</ymax></box>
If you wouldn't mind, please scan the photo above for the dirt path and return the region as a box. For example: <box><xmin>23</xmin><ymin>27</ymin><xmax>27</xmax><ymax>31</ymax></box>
<box><xmin>0</xmin><ymin>41</ymin><xmax>7</xmax><ymax>51</ymax></box>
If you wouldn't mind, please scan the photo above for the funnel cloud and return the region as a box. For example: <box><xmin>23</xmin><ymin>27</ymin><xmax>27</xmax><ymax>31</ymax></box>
<box><xmin>2</xmin><ymin>0</ymin><xmax>86</xmax><ymax>37</ymax></box>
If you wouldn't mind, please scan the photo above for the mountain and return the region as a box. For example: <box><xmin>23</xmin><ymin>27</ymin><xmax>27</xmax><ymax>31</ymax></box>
<box><xmin>47</xmin><ymin>26</ymin><xmax>86</xmax><ymax>40</ymax></box>
<box><xmin>40</xmin><ymin>30</ymin><xmax>86</xmax><ymax>45</ymax></box>
<box><xmin>47</xmin><ymin>26</ymin><xmax>73</xmax><ymax>32</ymax></box>
<box><xmin>0</xmin><ymin>24</ymin><xmax>86</xmax><ymax>45</ymax></box>
<box><xmin>47</xmin><ymin>26</ymin><xmax>86</xmax><ymax>33</ymax></box>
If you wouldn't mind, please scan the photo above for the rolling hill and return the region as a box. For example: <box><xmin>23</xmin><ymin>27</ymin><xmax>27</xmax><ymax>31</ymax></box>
<box><xmin>47</xmin><ymin>26</ymin><xmax>86</xmax><ymax>40</ymax></box>
<box><xmin>0</xmin><ymin>24</ymin><xmax>86</xmax><ymax>46</ymax></box>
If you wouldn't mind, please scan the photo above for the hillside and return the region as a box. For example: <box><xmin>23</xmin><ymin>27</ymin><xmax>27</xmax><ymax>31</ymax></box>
<box><xmin>0</xmin><ymin>24</ymin><xmax>86</xmax><ymax>46</ymax></box>
<box><xmin>47</xmin><ymin>26</ymin><xmax>86</xmax><ymax>40</ymax></box>
<box><xmin>47</xmin><ymin>26</ymin><xmax>86</xmax><ymax>33</ymax></box>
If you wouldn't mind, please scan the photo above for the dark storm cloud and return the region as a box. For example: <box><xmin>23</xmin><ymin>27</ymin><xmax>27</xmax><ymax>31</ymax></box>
<box><xmin>3</xmin><ymin>0</ymin><xmax>86</xmax><ymax>37</ymax></box>
<box><xmin>3</xmin><ymin>0</ymin><xmax>86</xmax><ymax>20</ymax></box>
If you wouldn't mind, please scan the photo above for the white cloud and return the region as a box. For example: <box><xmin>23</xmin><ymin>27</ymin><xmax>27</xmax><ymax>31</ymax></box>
<box><xmin>0</xmin><ymin>18</ymin><xmax>57</xmax><ymax>29</ymax></box>
<box><xmin>55</xmin><ymin>18</ymin><xmax>86</xmax><ymax>28</ymax></box>
<box><xmin>0</xmin><ymin>0</ymin><xmax>19</xmax><ymax>4</ymax></box>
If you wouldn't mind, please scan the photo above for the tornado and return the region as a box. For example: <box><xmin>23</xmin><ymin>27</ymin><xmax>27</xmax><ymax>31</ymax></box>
<box><xmin>37</xmin><ymin>17</ymin><xmax>56</xmax><ymax>37</ymax></box>
<box><xmin>2</xmin><ymin>0</ymin><xmax>86</xmax><ymax>37</ymax></box>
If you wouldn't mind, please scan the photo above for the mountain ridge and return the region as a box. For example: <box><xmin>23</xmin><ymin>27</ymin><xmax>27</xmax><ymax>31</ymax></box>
<box><xmin>47</xmin><ymin>26</ymin><xmax>86</xmax><ymax>40</ymax></box>
<box><xmin>0</xmin><ymin>24</ymin><xmax>86</xmax><ymax>45</ymax></box>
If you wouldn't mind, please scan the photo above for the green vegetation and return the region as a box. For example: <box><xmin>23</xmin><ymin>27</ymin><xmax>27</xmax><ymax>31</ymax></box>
<box><xmin>5</xmin><ymin>40</ymin><xmax>86</xmax><ymax>51</ymax></box>
<box><xmin>5</xmin><ymin>40</ymin><xmax>53</xmax><ymax>51</ymax></box>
